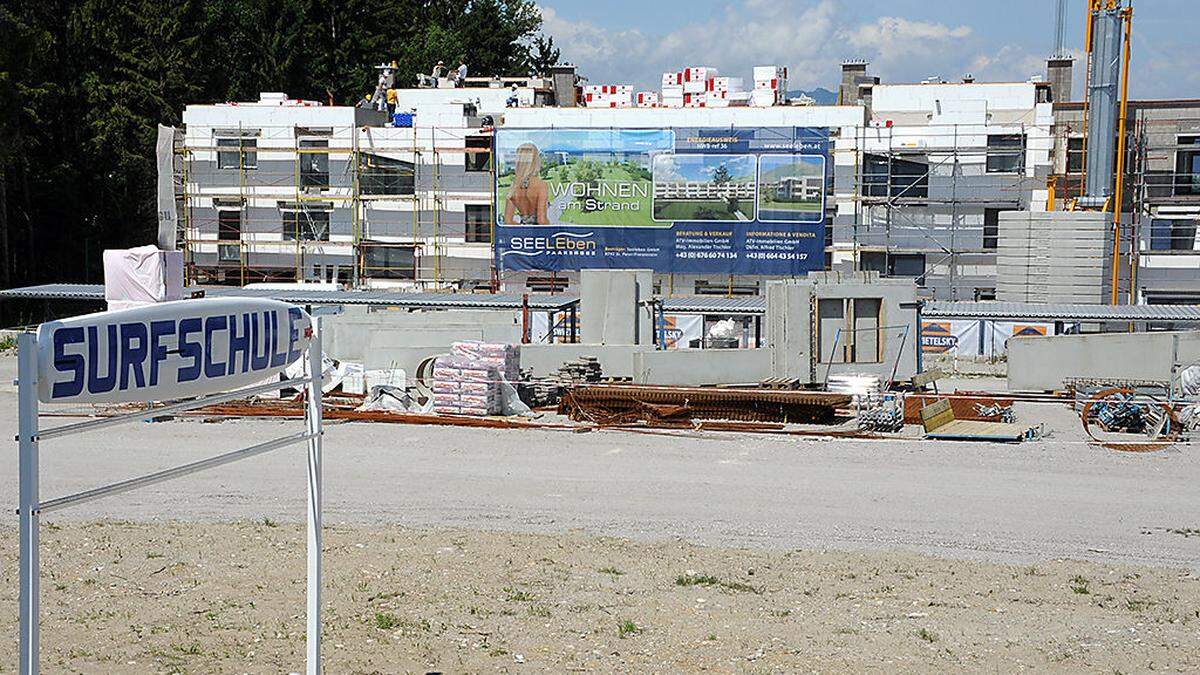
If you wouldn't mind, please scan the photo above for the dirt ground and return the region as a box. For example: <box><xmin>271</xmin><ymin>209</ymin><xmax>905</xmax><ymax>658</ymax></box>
<box><xmin>3</xmin><ymin>521</ymin><xmax>1199</xmax><ymax>674</ymax></box>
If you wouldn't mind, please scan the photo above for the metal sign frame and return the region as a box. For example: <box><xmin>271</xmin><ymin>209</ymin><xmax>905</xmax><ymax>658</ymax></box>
<box><xmin>16</xmin><ymin>315</ymin><xmax>328</xmax><ymax>675</ymax></box>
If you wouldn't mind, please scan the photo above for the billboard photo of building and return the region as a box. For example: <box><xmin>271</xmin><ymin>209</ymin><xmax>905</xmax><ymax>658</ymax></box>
<box><xmin>494</xmin><ymin>126</ymin><xmax>829</xmax><ymax>275</ymax></box>
<box><xmin>652</xmin><ymin>154</ymin><xmax>757</xmax><ymax>222</ymax></box>
<box><xmin>757</xmin><ymin>154</ymin><xmax>825</xmax><ymax>222</ymax></box>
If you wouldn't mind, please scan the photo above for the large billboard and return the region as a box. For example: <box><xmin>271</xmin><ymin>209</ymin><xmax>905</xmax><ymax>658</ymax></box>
<box><xmin>494</xmin><ymin>126</ymin><xmax>828</xmax><ymax>275</ymax></box>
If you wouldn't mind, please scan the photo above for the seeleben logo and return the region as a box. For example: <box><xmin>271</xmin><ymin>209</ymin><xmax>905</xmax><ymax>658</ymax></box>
<box><xmin>504</xmin><ymin>232</ymin><xmax>598</xmax><ymax>257</ymax></box>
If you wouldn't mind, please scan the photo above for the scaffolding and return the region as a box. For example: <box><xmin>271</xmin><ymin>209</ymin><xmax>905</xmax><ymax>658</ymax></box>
<box><xmin>175</xmin><ymin>116</ymin><xmax>1200</xmax><ymax>303</ymax></box>
<box><xmin>177</xmin><ymin>124</ymin><xmax>495</xmax><ymax>289</ymax></box>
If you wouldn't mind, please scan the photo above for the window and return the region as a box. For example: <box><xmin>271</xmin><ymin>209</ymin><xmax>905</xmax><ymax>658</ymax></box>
<box><xmin>282</xmin><ymin>207</ymin><xmax>330</xmax><ymax>241</ymax></box>
<box><xmin>465</xmin><ymin>204</ymin><xmax>491</xmax><ymax>243</ymax></box>
<box><xmin>974</xmin><ymin>288</ymin><xmax>996</xmax><ymax>301</ymax></box>
<box><xmin>299</xmin><ymin>139</ymin><xmax>329</xmax><ymax>188</ymax></box>
<box><xmin>987</xmin><ymin>134</ymin><xmax>1024</xmax><ymax>174</ymax></box>
<box><xmin>1149</xmin><ymin>219</ymin><xmax>1198</xmax><ymax>252</ymax></box>
<box><xmin>1066</xmin><ymin>137</ymin><xmax>1084</xmax><ymax>174</ymax></box>
<box><xmin>863</xmin><ymin>153</ymin><xmax>929</xmax><ymax>199</ymax></box>
<box><xmin>1175</xmin><ymin>136</ymin><xmax>1200</xmax><ymax>196</ymax></box>
<box><xmin>694</xmin><ymin>279</ymin><xmax>760</xmax><ymax>296</ymax></box>
<box><xmin>216</xmin><ymin>135</ymin><xmax>257</xmax><ymax>170</ymax></box>
<box><xmin>983</xmin><ymin>208</ymin><xmax>1014</xmax><ymax>251</ymax></box>
<box><xmin>361</xmin><ymin>243</ymin><xmax>415</xmax><ymax>279</ymax></box>
<box><xmin>888</xmin><ymin>253</ymin><xmax>926</xmax><ymax>281</ymax></box>
<box><xmin>359</xmin><ymin>153</ymin><xmax>415</xmax><ymax>195</ymax></box>
<box><xmin>465</xmin><ymin>135</ymin><xmax>492</xmax><ymax>172</ymax></box>
<box><xmin>217</xmin><ymin>209</ymin><xmax>241</xmax><ymax>262</ymax></box>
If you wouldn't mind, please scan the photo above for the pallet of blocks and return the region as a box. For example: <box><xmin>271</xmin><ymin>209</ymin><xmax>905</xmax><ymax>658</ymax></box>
<box><xmin>431</xmin><ymin>341</ymin><xmax>520</xmax><ymax>417</ymax></box>
<box><xmin>751</xmin><ymin>65</ymin><xmax>788</xmax><ymax>107</ymax></box>
<box><xmin>582</xmin><ymin>84</ymin><xmax>633</xmax><ymax>108</ymax></box>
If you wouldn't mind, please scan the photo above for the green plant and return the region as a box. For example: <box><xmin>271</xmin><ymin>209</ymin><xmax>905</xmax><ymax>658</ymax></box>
<box><xmin>916</xmin><ymin>628</ymin><xmax>938</xmax><ymax>643</ymax></box>
<box><xmin>598</xmin><ymin>566</ymin><xmax>624</xmax><ymax>576</ymax></box>
<box><xmin>1070</xmin><ymin>575</ymin><xmax>1090</xmax><ymax>595</ymax></box>
<box><xmin>617</xmin><ymin>619</ymin><xmax>641</xmax><ymax>639</ymax></box>
<box><xmin>374</xmin><ymin>611</ymin><xmax>398</xmax><ymax>630</ymax></box>
<box><xmin>262</xmin><ymin>517</ymin><xmax>277</xmax><ymax>528</ymax></box>
<box><xmin>503</xmin><ymin>587</ymin><xmax>534</xmax><ymax>602</ymax></box>
<box><xmin>0</xmin><ymin>336</ymin><xmax>16</xmax><ymax>352</ymax></box>
<box><xmin>527</xmin><ymin>604</ymin><xmax>551</xmax><ymax>618</ymax></box>
<box><xmin>676</xmin><ymin>573</ymin><xmax>719</xmax><ymax>587</ymax></box>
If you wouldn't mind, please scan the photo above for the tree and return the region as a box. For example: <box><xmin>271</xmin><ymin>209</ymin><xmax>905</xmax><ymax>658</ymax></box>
<box><xmin>530</xmin><ymin>34</ymin><xmax>560</xmax><ymax>76</ymax></box>
<box><xmin>0</xmin><ymin>0</ymin><xmax>550</xmax><ymax>325</ymax></box>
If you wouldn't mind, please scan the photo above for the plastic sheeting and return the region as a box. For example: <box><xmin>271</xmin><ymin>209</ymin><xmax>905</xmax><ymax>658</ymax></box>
<box><xmin>102</xmin><ymin>245</ymin><xmax>184</xmax><ymax>311</ymax></box>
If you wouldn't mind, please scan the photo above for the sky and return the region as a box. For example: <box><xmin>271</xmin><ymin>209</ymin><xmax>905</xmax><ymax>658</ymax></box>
<box><xmin>536</xmin><ymin>0</ymin><xmax>1199</xmax><ymax>100</ymax></box>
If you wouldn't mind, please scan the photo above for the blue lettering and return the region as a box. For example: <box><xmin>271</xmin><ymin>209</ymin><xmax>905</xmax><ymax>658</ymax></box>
<box><xmin>148</xmin><ymin>320</ymin><xmax>174</xmax><ymax>386</ymax></box>
<box><xmin>287</xmin><ymin>307</ymin><xmax>303</xmax><ymax>363</ymax></box>
<box><xmin>119</xmin><ymin>322</ymin><xmax>148</xmax><ymax>391</ymax></box>
<box><xmin>87</xmin><ymin>325</ymin><xmax>118</xmax><ymax>395</ymax></box>
<box><xmin>269</xmin><ymin>312</ymin><xmax>288</xmax><ymax>368</ymax></box>
<box><xmin>177</xmin><ymin>317</ymin><xmax>202</xmax><ymax>383</ymax></box>
<box><xmin>250</xmin><ymin>311</ymin><xmax>271</xmax><ymax>371</ymax></box>
<box><xmin>51</xmin><ymin>327</ymin><xmax>85</xmax><ymax>399</ymax></box>
<box><xmin>204</xmin><ymin>315</ymin><xmax>227</xmax><ymax>378</ymax></box>
<box><xmin>227</xmin><ymin>313</ymin><xmax>252</xmax><ymax>375</ymax></box>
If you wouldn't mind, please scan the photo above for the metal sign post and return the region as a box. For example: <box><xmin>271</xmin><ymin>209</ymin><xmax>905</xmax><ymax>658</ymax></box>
<box><xmin>16</xmin><ymin>304</ymin><xmax>326</xmax><ymax>675</ymax></box>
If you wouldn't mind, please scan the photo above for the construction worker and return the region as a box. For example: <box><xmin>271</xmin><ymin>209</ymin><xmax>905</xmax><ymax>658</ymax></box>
<box><xmin>432</xmin><ymin>60</ymin><xmax>446</xmax><ymax>80</ymax></box>
<box><xmin>386</xmin><ymin>87</ymin><xmax>398</xmax><ymax>115</ymax></box>
<box><xmin>455</xmin><ymin>59</ymin><xmax>468</xmax><ymax>87</ymax></box>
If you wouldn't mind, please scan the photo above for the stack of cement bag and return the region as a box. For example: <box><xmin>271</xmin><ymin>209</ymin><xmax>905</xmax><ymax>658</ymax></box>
<box><xmin>431</xmin><ymin>341</ymin><xmax>520</xmax><ymax>416</ymax></box>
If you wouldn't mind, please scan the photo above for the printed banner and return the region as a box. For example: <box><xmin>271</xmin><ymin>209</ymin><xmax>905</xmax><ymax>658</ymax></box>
<box><xmin>920</xmin><ymin>320</ymin><xmax>981</xmax><ymax>356</ymax></box>
<box><xmin>494</xmin><ymin>127</ymin><xmax>829</xmax><ymax>275</ymax></box>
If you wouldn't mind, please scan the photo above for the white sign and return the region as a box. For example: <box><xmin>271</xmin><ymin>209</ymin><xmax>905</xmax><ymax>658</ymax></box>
<box><xmin>36</xmin><ymin>298</ymin><xmax>312</xmax><ymax>404</ymax></box>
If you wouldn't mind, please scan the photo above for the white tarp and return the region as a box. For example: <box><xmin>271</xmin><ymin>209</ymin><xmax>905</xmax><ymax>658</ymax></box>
<box><xmin>103</xmin><ymin>245</ymin><xmax>185</xmax><ymax>311</ymax></box>
<box><xmin>156</xmin><ymin>125</ymin><xmax>178</xmax><ymax>251</ymax></box>
<box><xmin>986</xmin><ymin>322</ymin><xmax>1054</xmax><ymax>358</ymax></box>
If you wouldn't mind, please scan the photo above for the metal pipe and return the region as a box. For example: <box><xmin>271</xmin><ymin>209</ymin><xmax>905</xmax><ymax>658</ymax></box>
<box><xmin>305</xmin><ymin>318</ymin><xmax>324</xmax><ymax>674</ymax></box>
<box><xmin>34</xmin><ymin>376</ymin><xmax>314</xmax><ymax>441</ymax></box>
<box><xmin>37</xmin><ymin>431</ymin><xmax>317</xmax><ymax>515</ymax></box>
<box><xmin>1110</xmin><ymin>5</ymin><xmax>1133</xmax><ymax>306</ymax></box>
<box><xmin>18</xmin><ymin>333</ymin><xmax>40</xmax><ymax>674</ymax></box>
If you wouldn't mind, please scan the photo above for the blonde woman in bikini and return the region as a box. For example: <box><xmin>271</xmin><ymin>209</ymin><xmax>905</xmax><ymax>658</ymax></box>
<box><xmin>503</xmin><ymin>142</ymin><xmax>549</xmax><ymax>225</ymax></box>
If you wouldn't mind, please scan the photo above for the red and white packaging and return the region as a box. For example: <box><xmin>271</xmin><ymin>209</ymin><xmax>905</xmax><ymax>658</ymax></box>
<box><xmin>753</xmin><ymin>65</ymin><xmax>788</xmax><ymax>81</ymax></box>
<box><xmin>636</xmin><ymin>91</ymin><xmax>659</xmax><ymax>107</ymax></box>
<box><xmin>661</xmin><ymin>72</ymin><xmax>683</xmax><ymax>87</ymax></box>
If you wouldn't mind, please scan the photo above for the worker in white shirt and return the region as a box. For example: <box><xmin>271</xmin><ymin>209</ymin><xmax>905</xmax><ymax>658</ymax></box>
<box><xmin>455</xmin><ymin>59</ymin><xmax>468</xmax><ymax>87</ymax></box>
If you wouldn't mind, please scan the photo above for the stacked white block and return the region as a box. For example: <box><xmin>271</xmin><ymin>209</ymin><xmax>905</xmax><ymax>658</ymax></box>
<box><xmin>430</xmin><ymin>341</ymin><xmax>520</xmax><ymax>416</ymax></box>
<box><xmin>661</xmin><ymin>84</ymin><xmax>684</xmax><ymax>108</ymax></box>
<box><xmin>751</xmin><ymin>65</ymin><xmax>789</xmax><ymax>107</ymax></box>
<box><xmin>706</xmin><ymin>77</ymin><xmax>747</xmax><ymax>107</ymax></box>
<box><xmin>635</xmin><ymin>91</ymin><xmax>660</xmax><ymax>107</ymax></box>
<box><xmin>681</xmin><ymin>66</ymin><xmax>718</xmax><ymax>94</ymax></box>
<box><xmin>582</xmin><ymin>84</ymin><xmax>634</xmax><ymax>108</ymax></box>
<box><xmin>661</xmin><ymin>72</ymin><xmax>683</xmax><ymax>88</ymax></box>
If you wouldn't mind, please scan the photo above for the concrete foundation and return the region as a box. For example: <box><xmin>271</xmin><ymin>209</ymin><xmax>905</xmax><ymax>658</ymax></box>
<box><xmin>633</xmin><ymin>349</ymin><xmax>772</xmax><ymax>386</ymax></box>
<box><xmin>1008</xmin><ymin>330</ymin><xmax>1200</xmax><ymax>391</ymax></box>
<box><xmin>580</xmin><ymin>269</ymin><xmax>653</xmax><ymax>345</ymax></box>
<box><xmin>325</xmin><ymin>306</ymin><xmax>519</xmax><ymax>375</ymax></box>
<box><xmin>996</xmin><ymin>211</ymin><xmax>1121</xmax><ymax>304</ymax></box>
<box><xmin>767</xmin><ymin>272</ymin><xmax>919</xmax><ymax>384</ymax></box>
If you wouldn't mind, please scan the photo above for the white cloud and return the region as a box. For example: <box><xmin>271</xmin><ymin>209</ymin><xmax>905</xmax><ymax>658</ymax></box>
<box><xmin>540</xmin><ymin>2</ymin><xmax>978</xmax><ymax>92</ymax></box>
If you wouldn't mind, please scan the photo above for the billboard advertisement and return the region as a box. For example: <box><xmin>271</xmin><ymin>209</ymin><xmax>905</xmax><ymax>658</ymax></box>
<box><xmin>494</xmin><ymin>127</ymin><xmax>828</xmax><ymax>275</ymax></box>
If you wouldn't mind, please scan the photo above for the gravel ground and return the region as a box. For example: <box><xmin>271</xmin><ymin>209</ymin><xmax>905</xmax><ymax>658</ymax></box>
<box><xmin>2</xmin><ymin>521</ymin><xmax>1199</xmax><ymax>673</ymax></box>
<box><xmin>3</xmin><ymin>353</ymin><xmax>1200</xmax><ymax>671</ymax></box>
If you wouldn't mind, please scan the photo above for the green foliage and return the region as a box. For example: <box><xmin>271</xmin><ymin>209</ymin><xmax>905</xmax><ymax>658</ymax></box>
<box><xmin>0</xmin><ymin>0</ymin><xmax>544</xmax><ymax>322</ymax></box>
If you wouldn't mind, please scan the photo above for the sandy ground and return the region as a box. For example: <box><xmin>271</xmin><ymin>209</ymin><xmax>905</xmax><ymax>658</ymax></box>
<box><xmin>2</xmin><ymin>521</ymin><xmax>1200</xmax><ymax>673</ymax></box>
<box><xmin>2</xmin><ymin>353</ymin><xmax>1200</xmax><ymax>671</ymax></box>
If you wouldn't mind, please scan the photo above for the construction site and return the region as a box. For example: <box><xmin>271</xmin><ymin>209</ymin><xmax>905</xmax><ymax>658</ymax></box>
<box><xmin>3</xmin><ymin>0</ymin><xmax>1200</xmax><ymax>673</ymax></box>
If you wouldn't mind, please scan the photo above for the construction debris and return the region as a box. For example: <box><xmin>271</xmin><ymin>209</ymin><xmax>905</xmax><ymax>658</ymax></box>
<box><xmin>559</xmin><ymin>384</ymin><xmax>851</xmax><ymax>425</ymax></box>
